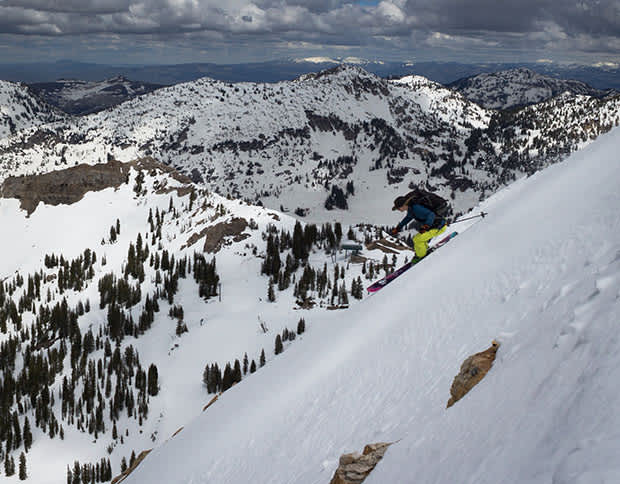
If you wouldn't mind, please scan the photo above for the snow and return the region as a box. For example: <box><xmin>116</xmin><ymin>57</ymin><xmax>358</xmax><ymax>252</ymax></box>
<box><xmin>294</xmin><ymin>57</ymin><xmax>339</xmax><ymax>64</ymax></box>
<box><xmin>121</xmin><ymin>126</ymin><xmax>620</xmax><ymax>484</ymax></box>
<box><xmin>1</xmin><ymin>73</ymin><xmax>619</xmax><ymax>483</ymax></box>
<box><xmin>2</xmin><ymin>65</ymin><xmax>617</xmax><ymax>236</ymax></box>
<box><xmin>0</xmin><ymin>66</ymin><xmax>496</xmax><ymax>225</ymax></box>
<box><xmin>452</xmin><ymin>67</ymin><xmax>611</xmax><ymax>110</ymax></box>
<box><xmin>0</xmin><ymin>161</ymin><xmax>405</xmax><ymax>483</ymax></box>
<box><xmin>0</xmin><ymin>80</ymin><xmax>63</xmax><ymax>138</ymax></box>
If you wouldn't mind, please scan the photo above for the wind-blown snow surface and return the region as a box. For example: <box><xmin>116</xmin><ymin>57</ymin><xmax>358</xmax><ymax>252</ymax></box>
<box><xmin>125</xmin><ymin>127</ymin><xmax>620</xmax><ymax>484</ymax></box>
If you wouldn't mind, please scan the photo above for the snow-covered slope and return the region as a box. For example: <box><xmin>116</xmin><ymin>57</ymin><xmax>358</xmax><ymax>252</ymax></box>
<box><xmin>450</xmin><ymin>67</ymin><xmax>617</xmax><ymax>110</ymax></box>
<box><xmin>392</xmin><ymin>75</ymin><xmax>487</xmax><ymax>126</ymax></box>
<box><xmin>0</xmin><ymin>80</ymin><xmax>65</xmax><ymax>138</ymax></box>
<box><xmin>0</xmin><ymin>157</ymin><xmax>410</xmax><ymax>483</ymax></box>
<box><xmin>122</xmin><ymin>127</ymin><xmax>620</xmax><ymax>484</ymax></box>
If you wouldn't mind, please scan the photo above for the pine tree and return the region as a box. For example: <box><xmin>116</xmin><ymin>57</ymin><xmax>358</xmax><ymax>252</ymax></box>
<box><xmin>12</xmin><ymin>411</ymin><xmax>22</xmax><ymax>448</ymax></box>
<box><xmin>243</xmin><ymin>353</ymin><xmax>249</xmax><ymax>375</ymax></box>
<box><xmin>147</xmin><ymin>364</ymin><xmax>159</xmax><ymax>396</ymax></box>
<box><xmin>260</xmin><ymin>349</ymin><xmax>266</xmax><ymax>367</ymax></box>
<box><xmin>72</xmin><ymin>461</ymin><xmax>81</xmax><ymax>484</ymax></box>
<box><xmin>297</xmin><ymin>318</ymin><xmax>306</xmax><ymax>335</ymax></box>
<box><xmin>5</xmin><ymin>454</ymin><xmax>15</xmax><ymax>477</ymax></box>
<box><xmin>18</xmin><ymin>452</ymin><xmax>26</xmax><ymax>480</ymax></box>
<box><xmin>23</xmin><ymin>417</ymin><xmax>32</xmax><ymax>452</ymax></box>
<box><xmin>339</xmin><ymin>283</ymin><xmax>349</xmax><ymax>305</ymax></box>
<box><xmin>233</xmin><ymin>359</ymin><xmax>242</xmax><ymax>383</ymax></box>
<box><xmin>267</xmin><ymin>279</ymin><xmax>276</xmax><ymax>302</ymax></box>
<box><xmin>275</xmin><ymin>334</ymin><xmax>283</xmax><ymax>355</ymax></box>
<box><xmin>222</xmin><ymin>363</ymin><xmax>233</xmax><ymax>391</ymax></box>
<box><xmin>334</xmin><ymin>222</ymin><xmax>342</xmax><ymax>245</ymax></box>
<box><xmin>202</xmin><ymin>364</ymin><xmax>210</xmax><ymax>388</ymax></box>
<box><xmin>250</xmin><ymin>360</ymin><xmax>257</xmax><ymax>373</ymax></box>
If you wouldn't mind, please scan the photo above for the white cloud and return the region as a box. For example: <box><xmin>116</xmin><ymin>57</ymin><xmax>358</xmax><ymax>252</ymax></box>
<box><xmin>376</xmin><ymin>1</ymin><xmax>406</xmax><ymax>23</ymax></box>
<box><xmin>0</xmin><ymin>0</ymin><xmax>617</xmax><ymax>64</ymax></box>
<box><xmin>592</xmin><ymin>61</ymin><xmax>620</xmax><ymax>68</ymax></box>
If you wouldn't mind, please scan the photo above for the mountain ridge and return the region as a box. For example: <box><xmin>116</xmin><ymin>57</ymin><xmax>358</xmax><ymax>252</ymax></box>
<box><xmin>2</xmin><ymin>65</ymin><xmax>618</xmax><ymax>227</ymax></box>
<box><xmin>0</xmin><ymin>64</ymin><xmax>619</xmax><ymax>484</ymax></box>
<box><xmin>2</xmin><ymin>59</ymin><xmax>620</xmax><ymax>90</ymax></box>
<box><xmin>449</xmin><ymin>67</ymin><xmax>619</xmax><ymax>109</ymax></box>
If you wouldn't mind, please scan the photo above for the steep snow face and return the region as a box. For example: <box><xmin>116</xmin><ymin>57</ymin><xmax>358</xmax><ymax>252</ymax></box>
<box><xmin>450</xmin><ymin>67</ymin><xmax>616</xmax><ymax>109</ymax></box>
<box><xmin>0</xmin><ymin>80</ymin><xmax>64</xmax><ymax>138</ymax></box>
<box><xmin>124</xmin><ymin>127</ymin><xmax>620</xmax><ymax>484</ymax></box>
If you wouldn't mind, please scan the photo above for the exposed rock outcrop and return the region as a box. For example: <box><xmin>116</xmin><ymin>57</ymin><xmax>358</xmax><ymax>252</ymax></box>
<box><xmin>0</xmin><ymin>157</ymin><xmax>191</xmax><ymax>215</ymax></box>
<box><xmin>202</xmin><ymin>217</ymin><xmax>250</xmax><ymax>253</ymax></box>
<box><xmin>111</xmin><ymin>449</ymin><xmax>152</xmax><ymax>484</ymax></box>
<box><xmin>365</xmin><ymin>237</ymin><xmax>412</xmax><ymax>254</ymax></box>
<box><xmin>447</xmin><ymin>340</ymin><xmax>500</xmax><ymax>408</ymax></box>
<box><xmin>329</xmin><ymin>442</ymin><xmax>392</xmax><ymax>484</ymax></box>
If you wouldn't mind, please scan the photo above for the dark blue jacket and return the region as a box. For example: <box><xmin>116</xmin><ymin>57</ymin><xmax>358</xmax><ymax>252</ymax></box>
<box><xmin>396</xmin><ymin>203</ymin><xmax>445</xmax><ymax>232</ymax></box>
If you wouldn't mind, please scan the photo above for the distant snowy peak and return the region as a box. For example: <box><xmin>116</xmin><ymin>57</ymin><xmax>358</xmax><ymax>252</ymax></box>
<box><xmin>293</xmin><ymin>57</ymin><xmax>383</xmax><ymax>65</ymax></box>
<box><xmin>449</xmin><ymin>67</ymin><xmax>618</xmax><ymax>110</ymax></box>
<box><xmin>28</xmin><ymin>76</ymin><xmax>164</xmax><ymax>115</ymax></box>
<box><xmin>0</xmin><ymin>80</ymin><xmax>64</xmax><ymax>139</ymax></box>
<box><xmin>393</xmin><ymin>75</ymin><xmax>442</xmax><ymax>89</ymax></box>
<box><xmin>295</xmin><ymin>64</ymin><xmax>389</xmax><ymax>93</ymax></box>
<box><xmin>293</xmin><ymin>57</ymin><xmax>339</xmax><ymax>64</ymax></box>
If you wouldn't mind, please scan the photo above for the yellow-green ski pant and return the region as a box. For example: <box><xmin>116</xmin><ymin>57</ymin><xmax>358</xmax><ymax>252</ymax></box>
<box><xmin>413</xmin><ymin>225</ymin><xmax>447</xmax><ymax>258</ymax></box>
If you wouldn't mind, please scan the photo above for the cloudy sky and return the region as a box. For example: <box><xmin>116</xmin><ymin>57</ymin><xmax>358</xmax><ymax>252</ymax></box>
<box><xmin>0</xmin><ymin>0</ymin><xmax>618</xmax><ymax>66</ymax></box>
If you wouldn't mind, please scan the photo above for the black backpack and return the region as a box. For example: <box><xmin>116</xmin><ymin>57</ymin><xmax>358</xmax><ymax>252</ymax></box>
<box><xmin>404</xmin><ymin>189</ymin><xmax>449</xmax><ymax>216</ymax></box>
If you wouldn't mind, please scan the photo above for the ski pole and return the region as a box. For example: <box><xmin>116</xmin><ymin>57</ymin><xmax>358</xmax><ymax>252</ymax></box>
<box><xmin>450</xmin><ymin>211</ymin><xmax>487</xmax><ymax>225</ymax></box>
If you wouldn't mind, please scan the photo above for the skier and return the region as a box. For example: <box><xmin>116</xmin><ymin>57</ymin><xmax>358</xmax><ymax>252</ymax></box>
<box><xmin>390</xmin><ymin>190</ymin><xmax>448</xmax><ymax>259</ymax></box>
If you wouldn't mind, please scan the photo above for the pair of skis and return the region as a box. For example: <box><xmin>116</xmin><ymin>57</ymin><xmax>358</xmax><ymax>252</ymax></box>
<box><xmin>366</xmin><ymin>231</ymin><xmax>458</xmax><ymax>293</ymax></box>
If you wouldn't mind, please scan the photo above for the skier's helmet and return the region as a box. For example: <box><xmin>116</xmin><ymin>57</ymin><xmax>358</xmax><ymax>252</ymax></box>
<box><xmin>392</xmin><ymin>196</ymin><xmax>408</xmax><ymax>211</ymax></box>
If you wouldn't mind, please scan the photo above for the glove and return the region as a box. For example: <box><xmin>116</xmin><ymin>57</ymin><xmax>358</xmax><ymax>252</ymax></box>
<box><xmin>419</xmin><ymin>224</ymin><xmax>430</xmax><ymax>233</ymax></box>
<box><xmin>390</xmin><ymin>227</ymin><xmax>399</xmax><ymax>235</ymax></box>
